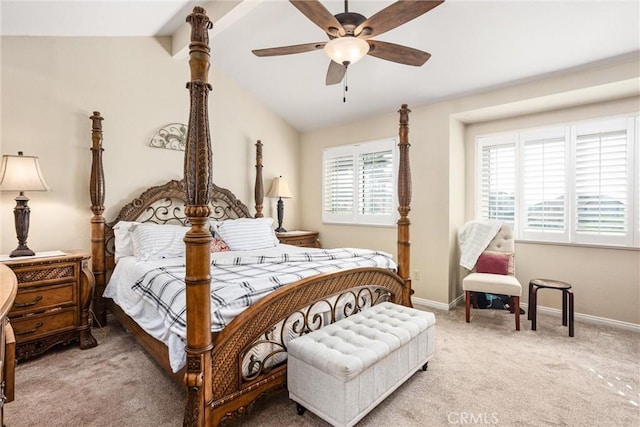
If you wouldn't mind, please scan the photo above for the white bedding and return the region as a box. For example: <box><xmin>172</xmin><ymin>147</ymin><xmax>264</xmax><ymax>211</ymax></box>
<box><xmin>104</xmin><ymin>244</ymin><xmax>396</xmax><ymax>372</ymax></box>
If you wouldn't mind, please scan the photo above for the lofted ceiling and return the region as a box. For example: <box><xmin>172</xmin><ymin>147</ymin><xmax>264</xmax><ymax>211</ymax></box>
<box><xmin>1</xmin><ymin>0</ymin><xmax>639</xmax><ymax>132</ymax></box>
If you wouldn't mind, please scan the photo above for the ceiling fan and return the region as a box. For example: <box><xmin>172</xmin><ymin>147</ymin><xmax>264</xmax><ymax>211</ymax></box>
<box><xmin>252</xmin><ymin>0</ymin><xmax>444</xmax><ymax>86</ymax></box>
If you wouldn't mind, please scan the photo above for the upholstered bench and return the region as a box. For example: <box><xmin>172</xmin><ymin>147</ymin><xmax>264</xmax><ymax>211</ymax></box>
<box><xmin>287</xmin><ymin>302</ymin><xmax>436</xmax><ymax>427</ymax></box>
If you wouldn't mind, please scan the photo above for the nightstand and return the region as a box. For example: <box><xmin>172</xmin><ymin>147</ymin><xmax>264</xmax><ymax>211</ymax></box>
<box><xmin>276</xmin><ymin>231</ymin><xmax>321</xmax><ymax>248</ymax></box>
<box><xmin>1</xmin><ymin>250</ymin><xmax>97</xmax><ymax>361</ymax></box>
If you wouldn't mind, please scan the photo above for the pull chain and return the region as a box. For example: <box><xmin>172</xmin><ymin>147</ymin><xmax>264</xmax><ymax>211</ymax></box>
<box><xmin>343</xmin><ymin>66</ymin><xmax>349</xmax><ymax>103</ymax></box>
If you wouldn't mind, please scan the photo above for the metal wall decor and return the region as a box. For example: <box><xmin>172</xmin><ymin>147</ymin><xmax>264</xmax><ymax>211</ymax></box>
<box><xmin>148</xmin><ymin>123</ymin><xmax>188</xmax><ymax>151</ymax></box>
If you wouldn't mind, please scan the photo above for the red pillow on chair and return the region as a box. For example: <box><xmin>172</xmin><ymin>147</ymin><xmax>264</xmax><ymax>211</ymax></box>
<box><xmin>475</xmin><ymin>251</ymin><xmax>513</xmax><ymax>275</ymax></box>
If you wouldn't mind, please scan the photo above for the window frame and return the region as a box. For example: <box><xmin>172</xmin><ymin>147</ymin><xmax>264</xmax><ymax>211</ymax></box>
<box><xmin>322</xmin><ymin>137</ymin><xmax>399</xmax><ymax>226</ymax></box>
<box><xmin>475</xmin><ymin>113</ymin><xmax>639</xmax><ymax>248</ymax></box>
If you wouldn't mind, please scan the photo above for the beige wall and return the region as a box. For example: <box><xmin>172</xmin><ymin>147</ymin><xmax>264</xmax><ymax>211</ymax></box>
<box><xmin>0</xmin><ymin>36</ymin><xmax>300</xmax><ymax>255</ymax></box>
<box><xmin>300</xmin><ymin>56</ymin><xmax>640</xmax><ymax>325</ymax></box>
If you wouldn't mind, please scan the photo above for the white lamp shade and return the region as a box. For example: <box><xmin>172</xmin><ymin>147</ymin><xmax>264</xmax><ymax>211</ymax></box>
<box><xmin>324</xmin><ymin>37</ymin><xmax>370</xmax><ymax>65</ymax></box>
<box><xmin>0</xmin><ymin>153</ymin><xmax>51</xmax><ymax>192</ymax></box>
<box><xmin>267</xmin><ymin>176</ymin><xmax>293</xmax><ymax>199</ymax></box>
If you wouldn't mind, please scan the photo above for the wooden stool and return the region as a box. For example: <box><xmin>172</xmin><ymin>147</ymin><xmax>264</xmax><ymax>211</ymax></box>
<box><xmin>528</xmin><ymin>279</ymin><xmax>574</xmax><ymax>337</ymax></box>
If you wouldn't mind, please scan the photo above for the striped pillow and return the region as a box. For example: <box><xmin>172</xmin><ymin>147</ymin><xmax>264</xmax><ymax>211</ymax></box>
<box><xmin>214</xmin><ymin>218</ymin><xmax>278</xmax><ymax>251</ymax></box>
<box><xmin>130</xmin><ymin>223</ymin><xmax>189</xmax><ymax>261</ymax></box>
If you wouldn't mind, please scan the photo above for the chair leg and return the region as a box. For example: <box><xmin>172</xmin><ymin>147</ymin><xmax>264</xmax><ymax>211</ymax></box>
<box><xmin>512</xmin><ymin>296</ymin><xmax>520</xmax><ymax>331</ymax></box>
<box><xmin>465</xmin><ymin>291</ymin><xmax>471</xmax><ymax>323</ymax></box>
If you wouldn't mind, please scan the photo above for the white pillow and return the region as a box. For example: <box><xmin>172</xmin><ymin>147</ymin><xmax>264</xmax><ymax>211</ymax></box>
<box><xmin>129</xmin><ymin>223</ymin><xmax>189</xmax><ymax>261</ymax></box>
<box><xmin>213</xmin><ymin>218</ymin><xmax>278</xmax><ymax>251</ymax></box>
<box><xmin>207</xmin><ymin>219</ymin><xmax>223</xmax><ymax>239</ymax></box>
<box><xmin>113</xmin><ymin>221</ymin><xmax>140</xmax><ymax>262</ymax></box>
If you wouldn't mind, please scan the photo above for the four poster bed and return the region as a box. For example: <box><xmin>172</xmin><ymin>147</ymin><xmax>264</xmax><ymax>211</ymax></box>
<box><xmin>89</xmin><ymin>7</ymin><xmax>414</xmax><ymax>427</ymax></box>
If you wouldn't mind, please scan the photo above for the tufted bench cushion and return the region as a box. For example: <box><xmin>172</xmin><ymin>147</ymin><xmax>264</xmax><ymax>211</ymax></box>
<box><xmin>287</xmin><ymin>302</ymin><xmax>436</xmax><ymax>427</ymax></box>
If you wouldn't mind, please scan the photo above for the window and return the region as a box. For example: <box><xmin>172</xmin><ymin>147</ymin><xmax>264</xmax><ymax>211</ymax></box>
<box><xmin>323</xmin><ymin>138</ymin><xmax>398</xmax><ymax>225</ymax></box>
<box><xmin>477</xmin><ymin>115</ymin><xmax>639</xmax><ymax>248</ymax></box>
<box><xmin>478</xmin><ymin>135</ymin><xmax>516</xmax><ymax>223</ymax></box>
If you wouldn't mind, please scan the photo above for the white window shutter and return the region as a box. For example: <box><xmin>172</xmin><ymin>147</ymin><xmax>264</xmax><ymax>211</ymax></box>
<box><xmin>521</xmin><ymin>128</ymin><xmax>568</xmax><ymax>241</ymax></box>
<box><xmin>478</xmin><ymin>137</ymin><xmax>516</xmax><ymax>224</ymax></box>
<box><xmin>574</xmin><ymin>118</ymin><xmax>631</xmax><ymax>245</ymax></box>
<box><xmin>323</xmin><ymin>147</ymin><xmax>355</xmax><ymax>223</ymax></box>
<box><xmin>475</xmin><ymin>115</ymin><xmax>637</xmax><ymax>248</ymax></box>
<box><xmin>357</xmin><ymin>148</ymin><xmax>394</xmax><ymax>216</ymax></box>
<box><xmin>322</xmin><ymin>139</ymin><xmax>397</xmax><ymax>225</ymax></box>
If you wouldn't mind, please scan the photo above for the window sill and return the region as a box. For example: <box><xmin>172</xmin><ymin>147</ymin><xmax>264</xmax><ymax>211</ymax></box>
<box><xmin>515</xmin><ymin>239</ymin><xmax>640</xmax><ymax>251</ymax></box>
<box><xmin>322</xmin><ymin>221</ymin><xmax>397</xmax><ymax>229</ymax></box>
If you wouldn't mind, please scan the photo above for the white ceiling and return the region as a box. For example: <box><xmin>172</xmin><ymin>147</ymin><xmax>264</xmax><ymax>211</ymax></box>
<box><xmin>2</xmin><ymin>0</ymin><xmax>639</xmax><ymax>132</ymax></box>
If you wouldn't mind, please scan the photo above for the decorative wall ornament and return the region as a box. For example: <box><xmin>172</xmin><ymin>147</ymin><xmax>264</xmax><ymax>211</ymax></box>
<box><xmin>149</xmin><ymin>123</ymin><xmax>188</xmax><ymax>151</ymax></box>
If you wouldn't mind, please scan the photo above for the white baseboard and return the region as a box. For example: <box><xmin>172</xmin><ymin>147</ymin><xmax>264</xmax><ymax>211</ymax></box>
<box><xmin>523</xmin><ymin>304</ymin><xmax>640</xmax><ymax>332</ymax></box>
<box><xmin>411</xmin><ymin>295</ymin><xmax>640</xmax><ymax>333</ymax></box>
<box><xmin>412</xmin><ymin>295</ymin><xmax>463</xmax><ymax>311</ymax></box>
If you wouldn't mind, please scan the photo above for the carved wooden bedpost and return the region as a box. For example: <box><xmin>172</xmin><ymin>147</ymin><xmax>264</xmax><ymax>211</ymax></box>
<box><xmin>397</xmin><ymin>104</ymin><xmax>413</xmax><ymax>307</ymax></box>
<box><xmin>254</xmin><ymin>140</ymin><xmax>264</xmax><ymax>218</ymax></box>
<box><xmin>89</xmin><ymin>111</ymin><xmax>107</xmax><ymax>325</ymax></box>
<box><xmin>183</xmin><ymin>7</ymin><xmax>214</xmax><ymax>427</ymax></box>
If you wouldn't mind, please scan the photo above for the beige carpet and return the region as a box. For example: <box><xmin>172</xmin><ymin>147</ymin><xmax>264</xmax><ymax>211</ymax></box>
<box><xmin>5</xmin><ymin>305</ymin><xmax>639</xmax><ymax>427</ymax></box>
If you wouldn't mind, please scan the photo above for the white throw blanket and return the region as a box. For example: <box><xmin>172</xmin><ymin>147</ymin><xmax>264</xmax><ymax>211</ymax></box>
<box><xmin>458</xmin><ymin>220</ymin><xmax>503</xmax><ymax>270</ymax></box>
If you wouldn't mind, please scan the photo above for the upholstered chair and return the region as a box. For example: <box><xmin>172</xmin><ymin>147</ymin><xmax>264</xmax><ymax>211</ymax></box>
<box><xmin>462</xmin><ymin>223</ymin><xmax>522</xmax><ymax>331</ymax></box>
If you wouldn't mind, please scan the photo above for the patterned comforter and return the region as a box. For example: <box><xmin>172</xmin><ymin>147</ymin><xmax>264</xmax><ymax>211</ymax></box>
<box><xmin>131</xmin><ymin>248</ymin><xmax>397</xmax><ymax>339</ymax></box>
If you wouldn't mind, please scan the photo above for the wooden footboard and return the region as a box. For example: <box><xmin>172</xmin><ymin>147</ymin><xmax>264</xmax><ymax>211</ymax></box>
<box><xmin>203</xmin><ymin>268</ymin><xmax>407</xmax><ymax>426</ymax></box>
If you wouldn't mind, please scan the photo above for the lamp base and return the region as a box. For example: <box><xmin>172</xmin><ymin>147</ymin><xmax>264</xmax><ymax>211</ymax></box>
<box><xmin>11</xmin><ymin>193</ymin><xmax>35</xmax><ymax>257</ymax></box>
<box><xmin>275</xmin><ymin>197</ymin><xmax>287</xmax><ymax>234</ymax></box>
<box><xmin>9</xmin><ymin>245</ymin><xmax>35</xmax><ymax>257</ymax></box>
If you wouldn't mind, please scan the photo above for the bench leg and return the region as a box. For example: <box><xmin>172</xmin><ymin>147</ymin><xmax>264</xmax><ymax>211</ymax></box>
<box><xmin>465</xmin><ymin>291</ymin><xmax>471</xmax><ymax>323</ymax></box>
<box><xmin>296</xmin><ymin>403</ymin><xmax>306</xmax><ymax>416</ymax></box>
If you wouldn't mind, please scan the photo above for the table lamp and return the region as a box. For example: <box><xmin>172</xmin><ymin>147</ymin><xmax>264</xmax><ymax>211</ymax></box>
<box><xmin>267</xmin><ymin>176</ymin><xmax>293</xmax><ymax>232</ymax></box>
<box><xmin>0</xmin><ymin>151</ymin><xmax>51</xmax><ymax>257</ymax></box>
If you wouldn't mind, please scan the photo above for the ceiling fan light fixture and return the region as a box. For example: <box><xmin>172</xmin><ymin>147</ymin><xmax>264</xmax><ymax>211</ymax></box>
<box><xmin>323</xmin><ymin>36</ymin><xmax>369</xmax><ymax>65</ymax></box>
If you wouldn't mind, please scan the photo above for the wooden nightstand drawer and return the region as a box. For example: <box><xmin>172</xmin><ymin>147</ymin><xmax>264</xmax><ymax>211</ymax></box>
<box><xmin>10</xmin><ymin>263</ymin><xmax>77</xmax><ymax>288</ymax></box>
<box><xmin>276</xmin><ymin>231</ymin><xmax>320</xmax><ymax>248</ymax></box>
<box><xmin>11</xmin><ymin>308</ymin><xmax>76</xmax><ymax>341</ymax></box>
<box><xmin>11</xmin><ymin>283</ymin><xmax>75</xmax><ymax>317</ymax></box>
<box><xmin>282</xmin><ymin>236</ymin><xmax>314</xmax><ymax>247</ymax></box>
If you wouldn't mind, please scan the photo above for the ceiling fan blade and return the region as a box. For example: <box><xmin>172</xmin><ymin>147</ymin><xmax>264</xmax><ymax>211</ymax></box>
<box><xmin>367</xmin><ymin>40</ymin><xmax>431</xmax><ymax>66</ymax></box>
<box><xmin>290</xmin><ymin>0</ymin><xmax>345</xmax><ymax>36</ymax></box>
<box><xmin>252</xmin><ymin>42</ymin><xmax>326</xmax><ymax>57</ymax></box>
<box><xmin>355</xmin><ymin>1</ymin><xmax>444</xmax><ymax>39</ymax></box>
<box><xmin>326</xmin><ymin>60</ymin><xmax>346</xmax><ymax>85</ymax></box>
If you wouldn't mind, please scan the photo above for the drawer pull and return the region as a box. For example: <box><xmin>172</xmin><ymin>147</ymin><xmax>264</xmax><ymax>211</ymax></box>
<box><xmin>14</xmin><ymin>322</ymin><xmax>43</xmax><ymax>336</ymax></box>
<box><xmin>14</xmin><ymin>296</ymin><xmax>43</xmax><ymax>308</ymax></box>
